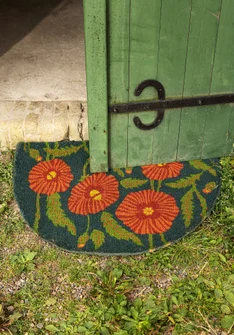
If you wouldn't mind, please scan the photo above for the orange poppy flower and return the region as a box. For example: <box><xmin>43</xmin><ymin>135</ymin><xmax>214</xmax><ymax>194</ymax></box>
<box><xmin>68</xmin><ymin>173</ymin><xmax>119</xmax><ymax>215</ymax></box>
<box><xmin>115</xmin><ymin>190</ymin><xmax>179</xmax><ymax>234</ymax></box>
<box><xmin>28</xmin><ymin>159</ymin><xmax>73</xmax><ymax>195</ymax></box>
<box><xmin>142</xmin><ymin>162</ymin><xmax>184</xmax><ymax>180</ymax></box>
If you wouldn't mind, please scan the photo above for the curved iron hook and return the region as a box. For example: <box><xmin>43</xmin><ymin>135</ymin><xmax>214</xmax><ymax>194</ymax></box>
<box><xmin>133</xmin><ymin>79</ymin><xmax>166</xmax><ymax>130</ymax></box>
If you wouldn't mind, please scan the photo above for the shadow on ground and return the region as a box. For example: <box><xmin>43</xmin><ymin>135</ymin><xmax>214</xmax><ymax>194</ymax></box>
<box><xmin>0</xmin><ymin>0</ymin><xmax>66</xmax><ymax>57</ymax></box>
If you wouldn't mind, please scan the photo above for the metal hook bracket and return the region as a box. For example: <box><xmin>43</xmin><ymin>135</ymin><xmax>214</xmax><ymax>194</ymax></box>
<box><xmin>133</xmin><ymin>79</ymin><xmax>165</xmax><ymax>130</ymax></box>
<box><xmin>109</xmin><ymin>79</ymin><xmax>234</xmax><ymax>131</ymax></box>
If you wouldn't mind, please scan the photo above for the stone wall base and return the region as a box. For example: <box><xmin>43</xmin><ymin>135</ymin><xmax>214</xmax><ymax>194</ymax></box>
<box><xmin>0</xmin><ymin>101</ymin><xmax>88</xmax><ymax>150</ymax></box>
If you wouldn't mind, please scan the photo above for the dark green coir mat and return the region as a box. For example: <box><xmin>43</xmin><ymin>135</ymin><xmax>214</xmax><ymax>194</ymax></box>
<box><xmin>14</xmin><ymin>141</ymin><xmax>221</xmax><ymax>255</ymax></box>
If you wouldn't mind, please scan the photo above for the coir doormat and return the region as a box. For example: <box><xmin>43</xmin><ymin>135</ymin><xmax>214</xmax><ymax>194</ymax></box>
<box><xmin>14</xmin><ymin>141</ymin><xmax>221</xmax><ymax>255</ymax></box>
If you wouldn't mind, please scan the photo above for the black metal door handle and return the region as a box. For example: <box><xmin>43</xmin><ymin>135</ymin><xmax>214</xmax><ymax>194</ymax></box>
<box><xmin>133</xmin><ymin>79</ymin><xmax>165</xmax><ymax>130</ymax></box>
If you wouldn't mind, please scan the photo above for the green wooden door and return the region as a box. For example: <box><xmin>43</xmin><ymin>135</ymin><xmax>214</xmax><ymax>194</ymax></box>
<box><xmin>84</xmin><ymin>0</ymin><xmax>234</xmax><ymax>173</ymax></box>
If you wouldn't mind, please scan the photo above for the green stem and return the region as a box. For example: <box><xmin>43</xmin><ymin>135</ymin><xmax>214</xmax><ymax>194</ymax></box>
<box><xmin>148</xmin><ymin>234</ymin><xmax>154</xmax><ymax>249</ymax></box>
<box><xmin>83</xmin><ymin>141</ymin><xmax>89</xmax><ymax>154</ymax></box>
<box><xmin>150</xmin><ymin>180</ymin><xmax>155</xmax><ymax>191</ymax></box>
<box><xmin>45</xmin><ymin>142</ymin><xmax>51</xmax><ymax>161</ymax></box>
<box><xmin>52</xmin><ymin>142</ymin><xmax>59</xmax><ymax>159</ymax></box>
<box><xmin>86</xmin><ymin>214</ymin><xmax>91</xmax><ymax>234</ymax></box>
<box><xmin>24</xmin><ymin>142</ymin><xmax>28</xmax><ymax>152</ymax></box>
<box><xmin>157</xmin><ymin>180</ymin><xmax>162</xmax><ymax>192</ymax></box>
<box><xmin>34</xmin><ymin>194</ymin><xmax>41</xmax><ymax>232</ymax></box>
<box><xmin>160</xmin><ymin>233</ymin><xmax>167</xmax><ymax>244</ymax></box>
<box><xmin>82</xmin><ymin>158</ymin><xmax>90</xmax><ymax>178</ymax></box>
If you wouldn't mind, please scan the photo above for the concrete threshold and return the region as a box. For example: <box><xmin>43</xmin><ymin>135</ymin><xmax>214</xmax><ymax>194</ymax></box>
<box><xmin>0</xmin><ymin>0</ymin><xmax>88</xmax><ymax>149</ymax></box>
<box><xmin>0</xmin><ymin>101</ymin><xmax>88</xmax><ymax>150</ymax></box>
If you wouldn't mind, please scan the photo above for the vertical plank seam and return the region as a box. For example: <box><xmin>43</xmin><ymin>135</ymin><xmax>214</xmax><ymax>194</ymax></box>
<box><xmin>201</xmin><ymin>0</ymin><xmax>223</xmax><ymax>158</ymax></box>
<box><xmin>155</xmin><ymin>0</ymin><xmax>163</xmax><ymax>78</ymax></box>
<box><xmin>103</xmin><ymin>0</ymin><xmax>109</xmax><ymax>171</ymax></box>
<box><xmin>126</xmin><ymin>0</ymin><xmax>131</xmax><ymax>167</ymax></box>
<box><xmin>152</xmin><ymin>0</ymin><xmax>163</xmax><ymax>163</ymax></box>
<box><xmin>175</xmin><ymin>0</ymin><xmax>193</xmax><ymax>160</ymax></box>
<box><xmin>208</xmin><ymin>0</ymin><xmax>223</xmax><ymax>93</ymax></box>
<box><xmin>104</xmin><ymin>0</ymin><xmax>109</xmax><ymax>170</ymax></box>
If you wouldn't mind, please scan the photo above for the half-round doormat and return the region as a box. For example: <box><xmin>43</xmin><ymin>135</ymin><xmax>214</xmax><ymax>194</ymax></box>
<box><xmin>14</xmin><ymin>141</ymin><xmax>221</xmax><ymax>255</ymax></box>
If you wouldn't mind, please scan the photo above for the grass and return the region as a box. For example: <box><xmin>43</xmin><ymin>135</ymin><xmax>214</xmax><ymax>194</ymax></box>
<box><xmin>0</xmin><ymin>150</ymin><xmax>234</xmax><ymax>335</ymax></box>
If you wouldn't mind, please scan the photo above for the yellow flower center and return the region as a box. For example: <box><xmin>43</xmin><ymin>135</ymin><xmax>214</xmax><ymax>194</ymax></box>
<box><xmin>46</xmin><ymin>170</ymin><xmax>57</xmax><ymax>180</ymax></box>
<box><xmin>143</xmin><ymin>207</ymin><xmax>154</xmax><ymax>216</ymax></box>
<box><xmin>90</xmin><ymin>189</ymin><xmax>102</xmax><ymax>201</ymax></box>
<box><xmin>157</xmin><ymin>163</ymin><xmax>166</xmax><ymax>167</ymax></box>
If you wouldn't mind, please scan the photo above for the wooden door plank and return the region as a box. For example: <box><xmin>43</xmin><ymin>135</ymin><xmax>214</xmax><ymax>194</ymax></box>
<box><xmin>177</xmin><ymin>0</ymin><xmax>222</xmax><ymax>161</ymax></box>
<box><xmin>108</xmin><ymin>0</ymin><xmax>130</xmax><ymax>169</ymax></box>
<box><xmin>226</xmin><ymin>108</ymin><xmax>234</xmax><ymax>156</ymax></box>
<box><xmin>83</xmin><ymin>0</ymin><xmax>108</xmax><ymax>172</ymax></box>
<box><xmin>152</xmin><ymin>0</ymin><xmax>192</xmax><ymax>164</ymax></box>
<box><xmin>202</xmin><ymin>0</ymin><xmax>234</xmax><ymax>158</ymax></box>
<box><xmin>127</xmin><ymin>0</ymin><xmax>162</xmax><ymax>167</ymax></box>
<box><xmin>202</xmin><ymin>105</ymin><xmax>232</xmax><ymax>158</ymax></box>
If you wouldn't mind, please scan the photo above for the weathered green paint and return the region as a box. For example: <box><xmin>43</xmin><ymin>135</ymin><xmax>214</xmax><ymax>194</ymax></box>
<box><xmin>226</xmin><ymin>109</ymin><xmax>234</xmax><ymax>156</ymax></box>
<box><xmin>108</xmin><ymin>0</ymin><xmax>130</xmax><ymax>169</ymax></box>
<box><xmin>177</xmin><ymin>0</ymin><xmax>222</xmax><ymax>161</ymax></box>
<box><xmin>152</xmin><ymin>0</ymin><xmax>191</xmax><ymax>164</ymax></box>
<box><xmin>210</xmin><ymin>0</ymin><xmax>234</xmax><ymax>94</ymax></box>
<box><xmin>83</xmin><ymin>0</ymin><xmax>108</xmax><ymax>172</ymax></box>
<box><xmin>127</xmin><ymin>0</ymin><xmax>162</xmax><ymax>167</ymax></box>
<box><xmin>202</xmin><ymin>0</ymin><xmax>234</xmax><ymax>158</ymax></box>
<box><xmin>84</xmin><ymin>0</ymin><xmax>234</xmax><ymax>171</ymax></box>
<box><xmin>202</xmin><ymin>105</ymin><xmax>232</xmax><ymax>157</ymax></box>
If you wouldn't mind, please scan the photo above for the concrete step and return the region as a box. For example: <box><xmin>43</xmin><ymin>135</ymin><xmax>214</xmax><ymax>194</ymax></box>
<box><xmin>0</xmin><ymin>101</ymin><xmax>88</xmax><ymax>150</ymax></box>
<box><xmin>0</xmin><ymin>0</ymin><xmax>88</xmax><ymax>150</ymax></box>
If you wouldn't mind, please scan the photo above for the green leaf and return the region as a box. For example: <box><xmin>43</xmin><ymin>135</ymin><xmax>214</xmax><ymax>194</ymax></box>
<box><xmin>181</xmin><ymin>189</ymin><xmax>194</xmax><ymax>227</ymax></box>
<box><xmin>44</xmin><ymin>144</ymin><xmax>83</xmax><ymax>158</ymax></box>
<box><xmin>224</xmin><ymin>290</ymin><xmax>234</xmax><ymax>307</ymax></box>
<box><xmin>77</xmin><ymin>326</ymin><xmax>88</xmax><ymax>332</ymax></box>
<box><xmin>131</xmin><ymin>307</ymin><xmax>139</xmax><ymax>320</ymax></box>
<box><xmin>85</xmin><ymin>321</ymin><xmax>96</xmax><ymax>329</ymax></box>
<box><xmin>194</xmin><ymin>189</ymin><xmax>207</xmax><ymax>218</ymax></box>
<box><xmin>221</xmin><ymin>315</ymin><xmax>234</xmax><ymax>329</ymax></box>
<box><xmin>77</xmin><ymin>232</ymin><xmax>89</xmax><ymax>248</ymax></box>
<box><xmin>113</xmin><ymin>168</ymin><xmax>125</xmax><ymax>178</ymax></box>
<box><xmin>44</xmin><ymin>298</ymin><xmax>57</xmax><ymax>306</ymax></box>
<box><xmin>0</xmin><ymin>203</ymin><xmax>7</xmax><ymax>214</ymax></box>
<box><xmin>203</xmin><ymin>279</ymin><xmax>215</xmax><ymax>288</ymax></box>
<box><xmin>203</xmin><ymin>181</ymin><xmax>218</xmax><ymax>193</ymax></box>
<box><xmin>45</xmin><ymin>324</ymin><xmax>59</xmax><ymax>332</ymax></box>
<box><xmin>215</xmin><ymin>289</ymin><xmax>223</xmax><ymax>299</ymax></box>
<box><xmin>112</xmin><ymin>268</ymin><xmax>123</xmax><ymax>280</ymax></box>
<box><xmin>90</xmin><ymin>230</ymin><xmax>105</xmax><ymax>250</ymax></box>
<box><xmin>9</xmin><ymin>312</ymin><xmax>23</xmax><ymax>322</ymax></box>
<box><xmin>100</xmin><ymin>327</ymin><xmax>110</xmax><ymax>335</ymax></box>
<box><xmin>47</xmin><ymin>193</ymin><xmax>76</xmax><ymax>236</ymax></box>
<box><xmin>23</xmin><ymin>250</ymin><xmax>37</xmax><ymax>261</ymax></box>
<box><xmin>189</xmin><ymin>160</ymin><xmax>217</xmax><ymax>176</ymax></box>
<box><xmin>221</xmin><ymin>305</ymin><xmax>231</xmax><ymax>315</ymax></box>
<box><xmin>120</xmin><ymin>178</ymin><xmax>148</xmax><ymax>189</ymax></box>
<box><xmin>166</xmin><ymin>173</ymin><xmax>202</xmax><ymax>189</ymax></box>
<box><xmin>218</xmin><ymin>253</ymin><xmax>227</xmax><ymax>263</ymax></box>
<box><xmin>171</xmin><ymin>296</ymin><xmax>179</xmax><ymax>306</ymax></box>
<box><xmin>29</xmin><ymin>148</ymin><xmax>41</xmax><ymax>160</ymax></box>
<box><xmin>228</xmin><ymin>274</ymin><xmax>234</xmax><ymax>283</ymax></box>
<box><xmin>101</xmin><ymin>212</ymin><xmax>143</xmax><ymax>246</ymax></box>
